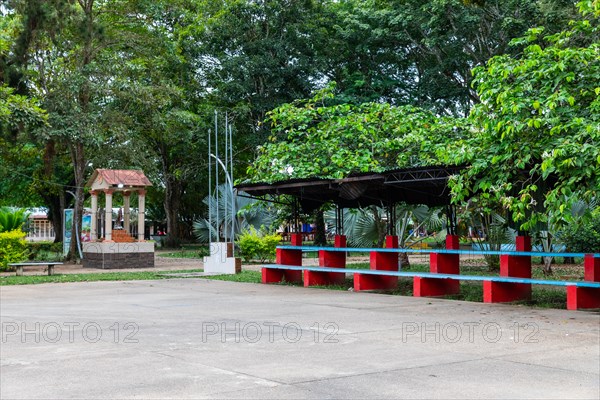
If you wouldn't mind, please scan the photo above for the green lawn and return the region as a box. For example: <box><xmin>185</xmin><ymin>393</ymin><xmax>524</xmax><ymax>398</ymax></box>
<box><xmin>0</xmin><ymin>269</ymin><xmax>204</xmax><ymax>286</ymax></box>
<box><xmin>200</xmin><ymin>270</ymin><xmax>262</xmax><ymax>283</ymax></box>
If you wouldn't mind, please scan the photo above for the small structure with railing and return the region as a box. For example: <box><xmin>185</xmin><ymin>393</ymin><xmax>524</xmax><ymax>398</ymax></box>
<box><xmin>82</xmin><ymin>169</ymin><xmax>154</xmax><ymax>269</ymax></box>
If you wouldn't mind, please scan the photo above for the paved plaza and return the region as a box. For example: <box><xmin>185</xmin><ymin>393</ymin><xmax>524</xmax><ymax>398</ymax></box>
<box><xmin>1</xmin><ymin>279</ymin><xmax>599</xmax><ymax>399</ymax></box>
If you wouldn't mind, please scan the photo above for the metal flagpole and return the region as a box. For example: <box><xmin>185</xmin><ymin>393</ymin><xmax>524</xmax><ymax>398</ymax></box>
<box><xmin>214</xmin><ymin>111</ymin><xmax>219</xmax><ymax>242</ymax></box>
<box><xmin>224</xmin><ymin>111</ymin><xmax>228</xmax><ymax>243</ymax></box>
<box><xmin>208</xmin><ymin>128</ymin><xmax>212</xmax><ymax>247</ymax></box>
<box><xmin>229</xmin><ymin>123</ymin><xmax>235</xmax><ymax>249</ymax></box>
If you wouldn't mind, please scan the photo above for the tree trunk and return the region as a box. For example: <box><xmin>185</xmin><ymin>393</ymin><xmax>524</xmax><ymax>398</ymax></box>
<box><xmin>371</xmin><ymin>206</ymin><xmax>387</xmax><ymax>248</ymax></box>
<box><xmin>313</xmin><ymin>208</ymin><xmax>326</xmax><ymax>246</ymax></box>
<box><xmin>399</xmin><ymin>252</ymin><xmax>410</xmax><ymax>269</ymax></box>
<box><xmin>38</xmin><ymin>140</ymin><xmax>65</xmax><ymax>243</ymax></box>
<box><xmin>46</xmin><ymin>194</ymin><xmax>64</xmax><ymax>244</ymax></box>
<box><xmin>164</xmin><ymin>178</ymin><xmax>183</xmax><ymax>248</ymax></box>
<box><xmin>540</xmin><ymin>231</ymin><xmax>553</xmax><ymax>275</ymax></box>
<box><xmin>66</xmin><ymin>0</ymin><xmax>94</xmax><ymax>261</ymax></box>
<box><xmin>68</xmin><ymin>141</ymin><xmax>86</xmax><ymax>261</ymax></box>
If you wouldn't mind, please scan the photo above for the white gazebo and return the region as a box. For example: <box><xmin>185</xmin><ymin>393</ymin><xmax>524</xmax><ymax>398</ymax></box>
<box><xmin>82</xmin><ymin>169</ymin><xmax>155</xmax><ymax>269</ymax></box>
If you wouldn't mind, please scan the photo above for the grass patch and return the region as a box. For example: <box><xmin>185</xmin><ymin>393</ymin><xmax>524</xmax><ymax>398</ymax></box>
<box><xmin>158</xmin><ymin>250</ymin><xmax>203</xmax><ymax>259</ymax></box>
<box><xmin>0</xmin><ymin>269</ymin><xmax>204</xmax><ymax>286</ymax></box>
<box><xmin>515</xmin><ymin>287</ymin><xmax>567</xmax><ymax>309</ymax></box>
<box><xmin>200</xmin><ymin>270</ymin><xmax>262</xmax><ymax>283</ymax></box>
<box><xmin>158</xmin><ymin>249</ymin><xmax>209</xmax><ymax>259</ymax></box>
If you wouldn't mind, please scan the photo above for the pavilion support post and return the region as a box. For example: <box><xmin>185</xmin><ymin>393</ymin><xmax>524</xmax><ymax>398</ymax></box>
<box><xmin>123</xmin><ymin>192</ymin><xmax>131</xmax><ymax>234</ymax></box>
<box><xmin>484</xmin><ymin>236</ymin><xmax>532</xmax><ymax>303</ymax></box>
<box><xmin>104</xmin><ymin>189</ymin><xmax>114</xmax><ymax>242</ymax></box>
<box><xmin>90</xmin><ymin>191</ymin><xmax>98</xmax><ymax>241</ymax></box>
<box><xmin>335</xmin><ymin>206</ymin><xmax>344</xmax><ymax>236</ymax></box>
<box><xmin>137</xmin><ymin>189</ymin><xmax>146</xmax><ymax>242</ymax></box>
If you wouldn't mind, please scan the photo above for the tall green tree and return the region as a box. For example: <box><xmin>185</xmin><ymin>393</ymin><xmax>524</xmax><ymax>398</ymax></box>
<box><xmin>451</xmin><ymin>1</ymin><xmax>600</xmax><ymax>231</ymax></box>
<box><xmin>317</xmin><ymin>0</ymin><xmax>576</xmax><ymax>116</ymax></box>
<box><xmin>185</xmin><ymin>0</ymin><xmax>322</xmax><ymax>145</ymax></box>
<box><xmin>246</xmin><ymin>84</ymin><xmax>469</xmax><ymax>183</ymax></box>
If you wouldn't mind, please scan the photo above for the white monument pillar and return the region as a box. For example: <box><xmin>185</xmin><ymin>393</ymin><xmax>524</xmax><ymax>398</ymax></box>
<box><xmin>123</xmin><ymin>192</ymin><xmax>131</xmax><ymax>234</ymax></box>
<box><xmin>137</xmin><ymin>189</ymin><xmax>146</xmax><ymax>242</ymax></box>
<box><xmin>105</xmin><ymin>189</ymin><xmax>113</xmax><ymax>241</ymax></box>
<box><xmin>90</xmin><ymin>190</ymin><xmax>98</xmax><ymax>241</ymax></box>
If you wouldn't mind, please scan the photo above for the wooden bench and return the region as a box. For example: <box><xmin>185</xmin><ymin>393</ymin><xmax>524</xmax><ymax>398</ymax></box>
<box><xmin>9</xmin><ymin>262</ymin><xmax>64</xmax><ymax>276</ymax></box>
<box><xmin>262</xmin><ymin>264</ymin><xmax>600</xmax><ymax>310</ymax></box>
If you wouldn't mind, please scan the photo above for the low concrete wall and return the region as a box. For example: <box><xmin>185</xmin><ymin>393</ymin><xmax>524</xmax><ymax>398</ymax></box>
<box><xmin>82</xmin><ymin>242</ymin><xmax>154</xmax><ymax>269</ymax></box>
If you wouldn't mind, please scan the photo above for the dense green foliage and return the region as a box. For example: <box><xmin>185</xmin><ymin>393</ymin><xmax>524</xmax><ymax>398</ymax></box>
<box><xmin>0</xmin><ymin>229</ymin><xmax>28</xmax><ymax>271</ymax></box>
<box><xmin>560</xmin><ymin>209</ymin><xmax>600</xmax><ymax>252</ymax></box>
<box><xmin>451</xmin><ymin>1</ymin><xmax>600</xmax><ymax>230</ymax></box>
<box><xmin>238</xmin><ymin>227</ymin><xmax>281</xmax><ymax>263</ymax></box>
<box><xmin>25</xmin><ymin>241</ymin><xmax>63</xmax><ymax>261</ymax></box>
<box><xmin>243</xmin><ymin>2</ymin><xmax>599</xmax><ymax>239</ymax></box>
<box><xmin>247</xmin><ymin>84</ymin><xmax>470</xmax><ymax>182</ymax></box>
<box><xmin>1</xmin><ymin>0</ymin><xmax>593</xmax><ymax>249</ymax></box>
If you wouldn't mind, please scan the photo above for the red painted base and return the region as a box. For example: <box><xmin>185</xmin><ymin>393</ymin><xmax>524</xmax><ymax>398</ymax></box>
<box><xmin>290</xmin><ymin>233</ymin><xmax>303</xmax><ymax>246</ymax></box>
<box><xmin>356</xmin><ymin>236</ymin><xmax>399</xmax><ymax>291</ymax></box>
<box><xmin>430</xmin><ymin>253</ymin><xmax>459</xmax><ymax>274</ymax></box>
<box><xmin>413</xmin><ymin>277</ymin><xmax>460</xmax><ymax>297</ymax></box>
<box><xmin>305</xmin><ymin>250</ymin><xmax>347</xmax><ymax>287</ymax></box>
<box><xmin>276</xmin><ymin>248</ymin><xmax>302</xmax><ymax>266</ymax></box>
<box><xmin>354</xmin><ymin>273</ymin><xmax>398</xmax><ymax>291</ymax></box>
<box><xmin>483</xmin><ymin>280</ymin><xmax>532</xmax><ymax>303</ymax></box>
<box><xmin>319</xmin><ymin>250</ymin><xmax>346</xmax><ymax>268</ymax></box>
<box><xmin>500</xmin><ymin>255</ymin><xmax>531</xmax><ymax>278</ymax></box>
<box><xmin>334</xmin><ymin>235</ymin><xmax>347</xmax><ymax>248</ymax></box>
<box><xmin>370</xmin><ymin>236</ymin><xmax>399</xmax><ymax>271</ymax></box>
<box><xmin>567</xmin><ymin>286</ymin><xmax>600</xmax><ymax>310</ymax></box>
<box><xmin>429</xmin><ymin>235</ymin><xmax>460</xmax><ymax>274</ymax></box>
<box><xmin>370</xmin><ymin>252</ymin><xmax>398</xmax><ymax>271</ymax></box>
<box><xmin>261</xmin><ymin>267</ymin><xmax>302</xmax><ymax>284</ymax></box>
<box><xmin>584</xmin><ymin>255</ymin><xmax>600</xmax><ymax>282</ymax></box>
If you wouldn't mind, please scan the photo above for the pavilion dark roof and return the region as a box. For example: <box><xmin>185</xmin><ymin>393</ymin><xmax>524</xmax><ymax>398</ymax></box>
<box><xmin>235</xmin><ymin>165</ymin><xmax>465</xmax><ymax>212</ymax></box>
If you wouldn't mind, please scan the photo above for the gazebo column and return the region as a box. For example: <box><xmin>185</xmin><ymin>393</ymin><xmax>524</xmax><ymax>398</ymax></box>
<box><xmin>123</xmin><ymin>192</ymin><xmax>131</xmax><ymax>234</ymax></box>
<box><xmin>137</xmin><ymin>189</ymin><xmax>146</xmax><ymax>242</ymax></box>
<box><xmin>90</xmin><ymin>190</ymin><xmax>98</xmax><ymax>241</ymax></box>
<box><xmin>104</xmin><ymin>189</ymin><xmax>114</xmax><ymax>242</ymax></box>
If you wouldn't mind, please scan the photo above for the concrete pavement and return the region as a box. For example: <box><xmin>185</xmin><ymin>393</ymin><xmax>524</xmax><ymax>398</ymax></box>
<box><xmin>1</xmin><ymin>279</ymin><xmax>599</xmax><ymax>399</ymax></box>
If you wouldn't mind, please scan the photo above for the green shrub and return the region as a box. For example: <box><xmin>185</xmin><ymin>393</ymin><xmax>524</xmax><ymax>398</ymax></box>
<box><xmin>26</xmin><ymin>241</ymin><xmax>63</xmax><ymax>260</ymax></box>
<box><xmin>560</xmin><ymin>216</ymin><xmax>600</xmax><ymax>253</ymax></box>
<box><xmin>0</xmin><ymin>230</ymin><xmax>28</xmax><ymax>271</ymax></box>
<box><xmin>238</xmin><ymin>227</ymin><xmax>281</xmax><ymax>263</ymax></box>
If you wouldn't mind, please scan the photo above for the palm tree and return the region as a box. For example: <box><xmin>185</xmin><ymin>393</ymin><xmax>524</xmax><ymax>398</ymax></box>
<box><xmin>325</xmin><ymin>203</ymin><xmax>444</xmax><ymax>268</ymax></box>
<box><xmin>0</xmin><ymin>207</ymin><xmax>30</xmax><ymax>233</ymax></box>
<box><xmin>193</xmin><ymin>185</ymin><xmax>278</xmax><ymax>243</ymax></box>
<box><xmin>459</xmin><ymin>199</ymin><xmax>516</xmax><ymax>271</ymax></box>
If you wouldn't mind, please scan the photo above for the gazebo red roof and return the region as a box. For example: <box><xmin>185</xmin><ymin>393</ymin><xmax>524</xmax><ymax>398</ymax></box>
<box><xmin>86</xmin><ymin>169</ymin><xmax>152</xmax><ymax>188</ymax></box>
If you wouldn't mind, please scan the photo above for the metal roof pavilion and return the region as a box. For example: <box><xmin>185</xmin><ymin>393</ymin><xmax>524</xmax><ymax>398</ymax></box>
<box><xmin>235</xmin><ymin>165</ymin><xmax>465</xmax><ymax>213</ymax></box>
